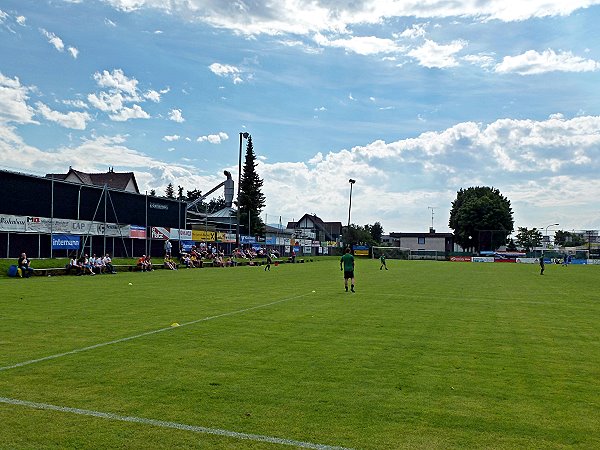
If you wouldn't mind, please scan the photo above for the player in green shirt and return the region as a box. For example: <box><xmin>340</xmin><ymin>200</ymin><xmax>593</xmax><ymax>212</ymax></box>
<box><xmin>379</xmin><ymin>254</ymin><xmax>388</xmax><ymax>270</ymax></box>
<box><xmin>340</xmin><ymin>247</ymin><xmax>355</xmax><ymax>292</ymax></box>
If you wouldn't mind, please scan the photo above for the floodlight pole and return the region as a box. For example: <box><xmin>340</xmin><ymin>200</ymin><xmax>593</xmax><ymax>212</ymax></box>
<box><xmin>347</xmin><ymin>179</ymin><xmax>356</xmax><ymax>228</ymax></box>
<box><xmin>235</xmin><ymin>132</ymin><xmax>249</xmax><ymax>252</ymax></box>
<box><xmin>543</xmin><ymin>223</ymin><xmax>559</xmax><ymax>255</ymax></box>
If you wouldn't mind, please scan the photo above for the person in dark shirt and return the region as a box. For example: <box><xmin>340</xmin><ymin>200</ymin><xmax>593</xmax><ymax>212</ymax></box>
<box><xmin>340</xmin><ymin>247</ymin><xmax>355</xmax><ymax>292</ymax></box>
<box><xmin>18</xmin><ymin>252</ymin><xmax>34</xmax><ymax>278</ymax></box>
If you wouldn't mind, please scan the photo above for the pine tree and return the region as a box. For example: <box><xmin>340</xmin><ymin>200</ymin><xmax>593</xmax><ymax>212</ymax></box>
<box><xmin>149</xmin><ymin>189</ymin><xmax>156</xmax><ymax>197</ymax></box>
<box><xmin>165</xmin><ymin>183</ymin><xmax>175</xmax><ymax>199</ymax></box>
<box><xmin>239</xmin><ymin>135</ymin><xmax>266</xmax><ymax>236</ymax></box>
<box><xmin>177</xmin><ymin>185</ymin><xmax>184</xmax><ymax>200</ymax></box>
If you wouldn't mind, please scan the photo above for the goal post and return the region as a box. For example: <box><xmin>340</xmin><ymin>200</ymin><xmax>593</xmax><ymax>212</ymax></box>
<box><xmin>371</xmin><ymin>246</ymin><xmax>411</xmax><ymax>260</ymax></box>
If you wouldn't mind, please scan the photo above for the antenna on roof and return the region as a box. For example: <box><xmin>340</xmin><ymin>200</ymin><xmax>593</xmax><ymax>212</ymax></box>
<box><xmin>428</xmin><ymin>206</ymin><xmax>435</xmax><ymax>233</ymax></box>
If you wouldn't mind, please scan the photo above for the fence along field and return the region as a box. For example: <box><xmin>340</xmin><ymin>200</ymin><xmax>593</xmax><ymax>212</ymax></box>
<box><xmin>0</xmin><ymin>259</ymin><xmax>599</xmax><ymax>449</ymax></box>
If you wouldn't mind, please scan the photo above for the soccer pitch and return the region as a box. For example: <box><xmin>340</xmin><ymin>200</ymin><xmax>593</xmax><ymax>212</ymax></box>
<box><xmin>1</xmin><ymin>259</ymin><xmax>598</xmax><ymax>449</ymax></box>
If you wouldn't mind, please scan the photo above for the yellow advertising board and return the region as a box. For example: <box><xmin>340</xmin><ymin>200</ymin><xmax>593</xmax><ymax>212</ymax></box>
<box><xmin>192</xmin><ymin>230</ymin><xmax>216</xmax><ymax>241</ymax></box>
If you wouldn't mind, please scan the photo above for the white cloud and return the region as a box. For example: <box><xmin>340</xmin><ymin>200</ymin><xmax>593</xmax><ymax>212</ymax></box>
<box><xmin>208</xmin><ymin>63</ymin><xmax>247</xmax><ymax>84</ymax></box>
<box><xmin>93</xmin><ymin>69</ymin><xmax>139</xmax><ymax>96</ymax></box>
<box><xmin>168</xmin><ymin>108</ymin><xmax>185</xmax><ymax>122</ymax></box>
<box><xmin>397</xmin><ymin>23</ymin><xmax>427</xmax><ymax>39</ymax></box>
<box><xmin>108</xmin><ymin>104</ymin><xmax>150</xmax><ymax>121</ymax></box>
<box><xmin>197</xmin><ymin>132</ymin><xmax>229</xmax><ymax>144</ymax></box>
<box><xmin>407</xmin><ymin>39</ymin><xmax>466</xmax><ymax>68</ymax></box>
<box><xmin>144</xmin><ymin>89</ymin><xmax>161</xmax><ymax>102</ymax></box>
<box><xmin>62</xmin><ymin>99</ymin><xmax>88</xmax><ymax>109</ymax></box>
<box><xmin>495</xmin><ymin>49</ymin><xmax>600</xmax><ymax>75</ymax></box>
<box><xmin>462</xmin><ymin>53</ymin><xmax>496</xmax><ymax>69</ymax></box>
<box><xmin>87</xmin><ymin>91</ymin><xmax>126</xmax><ymax>112</ymax></box>
<box><xmin>104</xmin><ymin>18</ymin><xmax>117</xmax><ymax>27</ymax></box>
<box><xmin>162</xmin><ymin>134</ymin><xmax>180</xmax><ymax>141</ymax></box>
<box><xmin>0</xmin><ymin>73</ymin><xmax>37</xmax><ymax>125</ymax></box>
<box><xmin>99</xmin><ymin>1</ymin><xmax>600</xmax><ymax>38</ymax></box>
<box><xmin>40</xmin><ymin>28</ymin><xmax>65</xmax><ymax>52</ymax></box>
<box><xmin>313</xmin><ymin>33</ymin><xmax>403</xmax><ymax>56</ymax></box>
<box><xmin>67</xmin><ymin>46</ymin><xmax>79</xmax><ymax>59</ymax></box>
<box><xmin>16</xmin><ymin>16</ymin><xmax>26</xmax><ymax>26</ymax></box>
<box><xmin>35</xmin><ymin>102</ymin><xmax>91</xmax><ymax>130</ymax></box>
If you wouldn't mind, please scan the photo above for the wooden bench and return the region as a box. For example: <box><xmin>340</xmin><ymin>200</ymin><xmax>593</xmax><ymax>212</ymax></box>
<box><xmin>33</xmin><ymin>267</ymin><xmax>69</xmax><ymax>276</ymax></box>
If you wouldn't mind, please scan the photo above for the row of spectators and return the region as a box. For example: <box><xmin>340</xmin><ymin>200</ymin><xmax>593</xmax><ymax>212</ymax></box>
<box><xmin>67</xmin><ymin>253</ymin><xmax>117</xmax><ymax>275</ymax></box>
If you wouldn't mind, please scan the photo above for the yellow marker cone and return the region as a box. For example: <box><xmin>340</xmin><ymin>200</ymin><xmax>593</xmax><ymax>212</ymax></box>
<box><xmin>171</xmin><ymin>322</ymin><xmax>180</xmax><ymax>327</ymax></box>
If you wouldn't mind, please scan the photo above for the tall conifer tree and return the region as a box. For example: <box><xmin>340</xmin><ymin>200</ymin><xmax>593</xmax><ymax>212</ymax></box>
<box><xmin>239</xmin><ymin>135</ymin><xmax>266</xmax><ymax>236</ymax></box>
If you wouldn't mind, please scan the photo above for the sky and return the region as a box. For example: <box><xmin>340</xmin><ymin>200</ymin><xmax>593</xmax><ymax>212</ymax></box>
<box><xmin>1</xmin><ymin>0</ymin><xmax>600</xmax><ymax>235</ymax></box>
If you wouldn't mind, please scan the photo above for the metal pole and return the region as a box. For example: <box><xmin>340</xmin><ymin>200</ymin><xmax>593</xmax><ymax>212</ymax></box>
<box><xmin>347</xmin><ymin>179</ymin><xmax>355</xmax><ymax>228</ymax></box>
<box><xmin>103</xmin><ymin>185</ymin><xmax>107</xmax><ymax>255</ymax></box>
<box><xmin>145</xmin><ymin>192</ymin><xmax>148</xmax><ymax>256</ymax></box>
<box><xmin>50</xmin><ymin>175</ymin><xmax>54</xmax><ymax>258</ymax></box>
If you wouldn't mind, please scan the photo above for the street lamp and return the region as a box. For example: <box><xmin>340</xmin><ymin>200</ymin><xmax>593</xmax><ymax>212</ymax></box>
<box><xmin>543</xmin><ymin>223</ymin><xmax>559</xmax><ymax>254</ymax></box>
<box><xmin>236</xmin><ymin>131</ymin><xmax>250</xmax><ymax>251</ymax></box>
<box><xmin>347</xmin><ymin>179</ymin><xmax>356</xmax><ymax>228</ymax></box>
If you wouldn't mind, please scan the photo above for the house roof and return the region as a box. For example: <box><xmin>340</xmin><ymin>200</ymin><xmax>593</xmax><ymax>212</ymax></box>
<box><xmin>389</xmin><ymin>231</ymin><xmax>454</xmax><ymax>238</ymax></box>
<box><xmin>286</xmin><ymin>213</ymin><xmax>342</xmax><ymax>240</ymax></box>
<box><xmin>45</xmin><ymin>167</ymin><xmax>140</xmax><ymax>194</ymax></box>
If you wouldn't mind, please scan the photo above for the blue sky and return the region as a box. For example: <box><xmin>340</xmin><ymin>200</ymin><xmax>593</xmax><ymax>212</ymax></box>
<box><xmin>1</xmin><ymin>0</ymin><xmax>600</xmax><ymax>234</ymax></box>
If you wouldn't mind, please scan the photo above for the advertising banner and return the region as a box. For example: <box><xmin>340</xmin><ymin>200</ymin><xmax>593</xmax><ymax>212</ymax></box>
<box><xmin>192</xmin><ymin>230</ymin><xmax>216</xmax><ymax>241</ymax></box>
<box><xmin>516</xmin><ymin>258</ymin><xmax>538</xmax><ymax>264</ymax></box>
<box><xmin>152</xmin><ymin>227</ymin><xmax>170</xmax><ymax>240</ymax></box>
<box><xmin>52</xmin><ymin>234</ymin><xmax>80</xmax><ymax>250</ymax></box>
<box><xmin>303</xmin><ymin>246</ymin><xmax>311</xmax><ymax>254</ymax></box>
<box><xmin>220</xmin><ymin>232</ymin><xmax>236</xmax><ymax>243</ymax></box>
<box><xmin>180</xmin><ymin>241</ymin><xmax>196</xmax><ymax>252</ymax></box>
<box><xmin>353</xmin><ymin>245</ymin><xmax>369</xmax><ymax>256</ymax></box>
<box><xmin>450</xmin><ymin>256</ymin><xmax>472</xmax><ymax>262</ymax></box>
<box><xmin>0</xmin><ymin>214</ymin><xmax>27</xmax><ymax>232</ymax></box>
<box><xmin>130</xmin><ymin>225</ymin><xmax>146</xmax><ymax>239</ymax></box>
<box><xmin>241</xmin><ymin>235</ymin><xmax>256</xmax><ymax>244</ymax></box>
<box><xmin>472</xmin><ymin>257</ymin><xmax>494</xmax><ymax>263</ymax></box>
<box><xmin>265</xmin><ymin>236</ymin><xmax>276</xmax><ymax>245</ymax></box>
<box><xmin>171</xmin><ymin>229</ymin><xmax>192</xmax><ymax>240</ymax></box>
<box><xmin>322</xmin><ymin>247</ymin><xmax>329</xmax><ymax>255</ymax></box>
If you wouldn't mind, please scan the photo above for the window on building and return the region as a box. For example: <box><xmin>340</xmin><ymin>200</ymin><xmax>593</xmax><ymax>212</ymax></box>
<box><xmin>418</xmin><ymin>237</ymin><xmax>426</xmax><ymax>244</ymax></box>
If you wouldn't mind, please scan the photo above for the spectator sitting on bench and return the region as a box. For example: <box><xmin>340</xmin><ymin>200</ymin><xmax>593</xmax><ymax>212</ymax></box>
<box><xmin>164</xmin><ymin>256</ymin><xmax>177</xmax><ymax>270</ymax></box>
<box><xmin>137</xmin><ymin>255</ymin><xmax>149</xmax><ymax>272</ymax></box>
<box><xmin>103</xmin><ymin>253</ymin><xmax>116</xmax><ymax>274</ymax></box>
<box><xmin>67</xmin><ymin>254</ymin><xmax>83</xmax><ymax>275</ymax></box>
<box><xmin>18</xmin><ymin>252</ymin><xmax>34</xmax><ymax>278</ymax></box>
<box><xmin>91</xmin><ymin>254</ymin><xmax>105</xmax><ymax>274</ymax></box>
<box><xmin>179</xmin><ymin>252</ymin><xmax>192</xmax><ymax>268</ymax></box>
<box><xmin>144</xmin><ymin>255</ymin><xmax>154</xmax><ymax>271</ymax></box>
<box><xmin>81</xmin><ymin>254</ymin><xmax>95</xmax><ymax>275</ymax></box>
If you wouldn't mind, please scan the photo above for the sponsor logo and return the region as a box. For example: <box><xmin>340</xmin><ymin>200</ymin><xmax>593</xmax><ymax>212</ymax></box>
<box><xmin>149</xmin><ymin>202</ymin><xmax>168</xmax><ymax>210</ymax></box>
<box><xmin>27</xmin><ymin>217</ymin><xmax>41</xmax><ymax>223</ymax></box>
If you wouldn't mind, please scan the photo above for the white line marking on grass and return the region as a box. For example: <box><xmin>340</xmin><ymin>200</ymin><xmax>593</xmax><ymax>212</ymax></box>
<box><xmin>0</xmin><ymin>293</ymin><xmax>312</xmax><ymax>373</ymax></box>
<box><xmin>0</xmin><ymin>396</ymin><xmax>352</xmax><ymax>450</ymax></box>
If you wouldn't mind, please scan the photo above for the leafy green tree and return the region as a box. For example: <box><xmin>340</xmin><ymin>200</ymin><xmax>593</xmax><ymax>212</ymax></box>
<box><xmin>239</xmin><ymin>135</ymin><xmax>266</xmax><ymax>236</ymax></box>
<box><xmin>366</xmin><ymin>222</ymin><xmax>384</xmax><ymax>243</ymax></box>
<box><xmin>449</xmin><ymin>186</ymin><xmax>514</xmax><ymax>252</ymax></box>
<box><xmin>165</xmin><ymin>183</ymin><xmax>175</xmax><ymax>199</ymax></box>
<box><xmin>206</xmin><ymin>196</ymin><xmax>226</xmax><ymax>213</ymax></box>
<box><xmin>343</xmin><ymin>224</ymin><xmax>376</xmax><ymax>247</ymax></box>
<box><xmin>554</xmin><ymin>230</ymin><xmax>586</xmax><ymax>247</ymax></box>
<box><xmin>515</xmin><ymin>227</ymin><xmax>543</xmax><ymax>252</ymax></box>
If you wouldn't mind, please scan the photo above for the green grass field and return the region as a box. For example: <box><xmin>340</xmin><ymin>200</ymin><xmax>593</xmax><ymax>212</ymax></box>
<box><xmin>1</xmin><ymin>259</ymin><xmax>598</xmax><ymax>449</ymax></box>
